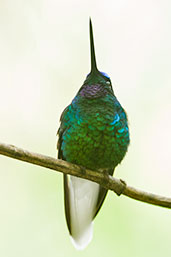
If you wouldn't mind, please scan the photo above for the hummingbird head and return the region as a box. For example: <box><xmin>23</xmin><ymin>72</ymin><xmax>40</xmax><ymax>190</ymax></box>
<box><xmin>79</xmin><ymin>18</ymin><xmax>114</xmax><ymax>99</ymax></box>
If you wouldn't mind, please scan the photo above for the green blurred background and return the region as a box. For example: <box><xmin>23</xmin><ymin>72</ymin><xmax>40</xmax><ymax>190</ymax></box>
<box><xmin>0</xmin><ymin>0</ymin><xmax>171</xmax><ymax>256</ymax></box>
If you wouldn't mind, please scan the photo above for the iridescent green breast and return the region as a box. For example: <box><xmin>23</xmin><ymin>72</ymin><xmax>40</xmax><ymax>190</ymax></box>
<box><xmin>58</xmin><ymin>95</ymin><xmax>129</xmax><ymax>170</ymax></box>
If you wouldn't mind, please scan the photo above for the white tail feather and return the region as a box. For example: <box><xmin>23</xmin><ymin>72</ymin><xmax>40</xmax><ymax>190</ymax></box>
<box><xmin>68</xmin><ymin>176</ymin><xmax>100</xmax><ymax>249</ymax></box>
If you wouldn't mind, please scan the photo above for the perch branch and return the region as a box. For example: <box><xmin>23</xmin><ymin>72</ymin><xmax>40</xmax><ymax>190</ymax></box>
<box><xmin>0</xmin><ymin>142</ymin><xmax>171</xmax><ymax>209</ymax></box>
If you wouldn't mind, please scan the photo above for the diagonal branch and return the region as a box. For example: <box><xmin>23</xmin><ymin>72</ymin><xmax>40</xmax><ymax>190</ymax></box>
<box><xmin>0</xmin><ymin>142</ymin><xmax>171</xmax><ymax>209</ymax></box>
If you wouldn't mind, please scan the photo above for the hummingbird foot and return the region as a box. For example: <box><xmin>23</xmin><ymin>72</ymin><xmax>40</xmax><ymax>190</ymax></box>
<box><xmin>101</xmin><ymin>171</ymin><xmax>127</xmax><ymax>196</ymax></box>
<box><xmin>101</xmin><ymin>169</ymin><xmax>111</xmax><ymax>187</ymax></box>
<box><xmin>79</xmin><ymin>165</ymin><xmax>87</xmax><ymax>175</ymax></box>
<box><xmin>115</xmin><ymin>179</ymin><xmax>127</xmax><ymax>196</ymax></box>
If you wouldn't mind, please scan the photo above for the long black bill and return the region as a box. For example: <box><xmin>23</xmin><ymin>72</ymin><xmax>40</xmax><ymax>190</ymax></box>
<box><xmin>89</xmin><ymin>18</ymin><xmax>98</xmax><ymax>74</ymax></box>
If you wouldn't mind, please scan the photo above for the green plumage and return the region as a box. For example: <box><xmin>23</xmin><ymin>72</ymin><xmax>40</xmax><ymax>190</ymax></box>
<box><xmin>57</xmin><ymin>19</ymin><xmax>130</xmax><ymax>249</ymax></box>
<box><xmin>58</xmin><ymin>92</ymin><xmax>129</xmax><ymax>170</ymax></box>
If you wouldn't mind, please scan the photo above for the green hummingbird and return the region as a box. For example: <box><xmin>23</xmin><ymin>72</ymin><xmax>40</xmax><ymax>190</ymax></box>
<box><xmin>57</xmin><ymin>19</ymin><xmax>130</xmax><ymax>249</ymax></box>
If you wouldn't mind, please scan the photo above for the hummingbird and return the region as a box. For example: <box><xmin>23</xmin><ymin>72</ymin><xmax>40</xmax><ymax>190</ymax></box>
<box><xmin>57</xmin><ymin>19</ymin><xmax>130</xmax><ymax>249</ymax></box>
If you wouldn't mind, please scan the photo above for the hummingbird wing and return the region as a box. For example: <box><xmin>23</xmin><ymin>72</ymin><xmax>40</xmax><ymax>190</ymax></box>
<box><xmin>57</xmin><ymin>106</ymin><xmax>72</xmax><ymax>232</ymax></box>
<box><xmin>57</xmin><ymin>106</ymin><xmax>71</xmax><ymax>232</ymax></box>
<box><xmin>94</xmin><ymin>168</ymin><xmax>114</xmax><ymax>218</ymax></box>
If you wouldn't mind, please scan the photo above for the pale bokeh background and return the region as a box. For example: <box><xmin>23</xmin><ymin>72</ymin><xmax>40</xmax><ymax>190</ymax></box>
<box><xmin>0</xmin><ymin>0</ymin><xmax>171</xmax><ymax>256</ymax></box>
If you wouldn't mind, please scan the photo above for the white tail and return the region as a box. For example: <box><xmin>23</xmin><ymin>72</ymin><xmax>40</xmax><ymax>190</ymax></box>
<box><xmin>68</xmin><ymin>176</ymin><xmax>100</xmax><ymax>250</ymax></box>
